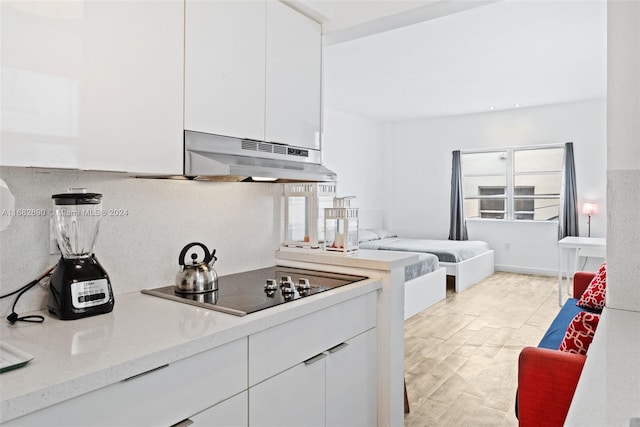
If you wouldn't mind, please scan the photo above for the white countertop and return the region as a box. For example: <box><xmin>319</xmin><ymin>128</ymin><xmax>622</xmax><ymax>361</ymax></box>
<box><xmin>0</xmin><ymin>276</ymin><xmax>382</xmax><ymax>423</ymax></box>
<box><xmin>276</xmin><ymin>248</ymin><xmax>420</xmax><ymax>271</ymax></box>
<box><xmin>565</xmin><ymin>307</ymin><xmax>640</xmax><ymax>426</ymax></box>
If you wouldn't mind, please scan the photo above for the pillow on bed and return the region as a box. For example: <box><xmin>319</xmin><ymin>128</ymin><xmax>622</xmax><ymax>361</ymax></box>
<box><xmin>358</xmin><ymin>229</ymin><xmax>382</xmax><ymax>243</ymax></box>
<box><xmin>369</xmin><ymin>229</ymin><xmax>398</xmax><ymax>239</ymax></box>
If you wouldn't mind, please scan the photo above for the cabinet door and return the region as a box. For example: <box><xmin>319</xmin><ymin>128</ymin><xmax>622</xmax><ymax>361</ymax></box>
<box><xmin>79</xmin><ymin>0</ymin><xmax>184</xmax><ymax>174</ymax></box>
<box><xmin>184</xmin><ymin>0</ymin><xmax>265</xmax><ymax>141</ymax></box>
<box><xmin>326</xmin><ymin>329</ymin><xmax>378</xmax><ymax>427</ymax></box>
<box><xmin>0</xmin><ymin>0</ymin><xmax>184</xmax><ymax>174</ymax></box>
<box><xmin>190</xmin><ymin>391</ymin><xmax>248</xmax><ymax>427</ymax></box>
<box><xmin>249</xmin><ymin>355</ymin><xmax>325</xmax><ymax>427</ymax></box>
<box><xmin>265</xmin><ymin>1</ymin><xmax>321</xmax><ymax>149</ymax></box>
<box><xmin>0</xmin><ymin>1</ymin><xmax>82</xmax><ymax>169</ymax></box>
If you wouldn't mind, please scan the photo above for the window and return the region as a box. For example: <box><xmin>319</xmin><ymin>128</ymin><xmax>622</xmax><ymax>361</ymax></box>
<box><xmin>478</xmin><ymin>186</ymin><xmax>535</xmax><ymax>219</ymax></box>
<box><xmin>462</xmin><ymin>146</ymin><xmax>563</xmax><ymax>221</ymax></box>
<box><xmin>478</xmin><ymin>186</ymin><xmax>506</xmax><ymax>219</ymax></box>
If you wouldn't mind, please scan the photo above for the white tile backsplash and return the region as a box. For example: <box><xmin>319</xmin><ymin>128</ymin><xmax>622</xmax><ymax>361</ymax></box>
<box><xmin>0</xmin><ymin>167</ymin><xmax>283</xmax><ymax>315</ymax></box>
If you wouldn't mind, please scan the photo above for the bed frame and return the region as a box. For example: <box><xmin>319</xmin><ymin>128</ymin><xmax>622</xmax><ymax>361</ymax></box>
<box><xmin>404</xmin><ymin>267</ymin><xmax>446</xmax><ymax>320</ymax></box>
<box><xmin>440</xmin><ymin>250</ymin><xmax>495</xmax><ymax>293</ymax></box>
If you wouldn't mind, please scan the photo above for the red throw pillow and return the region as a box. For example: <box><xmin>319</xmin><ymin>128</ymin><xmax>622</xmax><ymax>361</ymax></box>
<box><xmin>576</xmin><ymin>262</ymin><xmax>606</xmax><ymax>311</ymax></box>
<box><xmin>559</xmin><ymin>311</ymin><xmax>601</xmax><ymax>355</ymax></box>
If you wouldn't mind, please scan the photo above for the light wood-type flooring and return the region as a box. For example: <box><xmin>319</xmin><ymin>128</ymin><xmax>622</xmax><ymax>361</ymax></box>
<box><xmin>404</xmin><ymin>272</ymin><xmax>560</xmax><ymax>426</ymax></box>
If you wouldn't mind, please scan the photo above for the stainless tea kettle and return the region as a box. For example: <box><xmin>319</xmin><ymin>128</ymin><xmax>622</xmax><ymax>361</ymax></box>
<box><xmin>175</xmin><ymin>242</ymin><xmax>218</xmax><ymax>293</ymax></box>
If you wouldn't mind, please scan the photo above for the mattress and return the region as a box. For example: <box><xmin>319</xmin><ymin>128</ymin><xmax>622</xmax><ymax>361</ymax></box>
<box><xmin>359</xmin><ymin>237</ymin><xmax>490</xmax><ymax>263</ymax></box>
<box><xmin>404</xmin><ymin>253</ymin><xmax>439</xmax><ymax>282</ymax></box>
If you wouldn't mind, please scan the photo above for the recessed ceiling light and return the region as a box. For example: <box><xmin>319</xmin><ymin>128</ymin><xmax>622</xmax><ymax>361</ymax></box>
<box><xmin>514</xmin><ymin>103</ymin><xmax>521</xmax><ymax>108</ymax></box>
<box><xmin>489</xmin><ymin>106</ymin><xmax>495</xmax><ymax>111</ymax></box>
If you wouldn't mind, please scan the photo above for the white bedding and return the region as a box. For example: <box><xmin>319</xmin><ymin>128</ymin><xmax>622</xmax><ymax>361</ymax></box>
<box><xmin>359</xmin><ymin>237</ymin><xmax>491</xmax><ymax>263</ymax></box>
<box><xmin>404</xmin><ymin>253</ymin><xmax>439</xmax><ymax>281</ymax></box>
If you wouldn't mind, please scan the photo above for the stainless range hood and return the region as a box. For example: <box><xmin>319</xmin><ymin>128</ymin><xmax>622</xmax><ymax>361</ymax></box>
<box><xmin>184</xmin><ymin>131</ymin><xmax>337</xmax><ymax>182</ymax></box>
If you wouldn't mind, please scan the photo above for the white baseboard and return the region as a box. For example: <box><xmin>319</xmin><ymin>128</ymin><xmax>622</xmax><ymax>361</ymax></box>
<box><xmin>494</xmin><ymin>264</ymin><xmax>557</xmax><ymax>277</ymax></box>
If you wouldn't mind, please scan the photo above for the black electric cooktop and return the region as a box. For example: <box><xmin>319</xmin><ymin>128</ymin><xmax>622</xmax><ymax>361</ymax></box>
<box><xmin>141</xmin><ymin>266</ymin><xmax>367</xmax><ymax>316</ymax></box>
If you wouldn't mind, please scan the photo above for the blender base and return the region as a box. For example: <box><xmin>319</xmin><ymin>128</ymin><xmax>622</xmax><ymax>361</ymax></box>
<box><xmin>48</xmin><ymin>256</ymin><xmax>115</xmax><ymax>320</ymax></box>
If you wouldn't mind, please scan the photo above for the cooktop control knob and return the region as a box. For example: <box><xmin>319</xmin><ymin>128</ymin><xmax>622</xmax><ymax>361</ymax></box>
<box><xmin>264</xmin><ymin>279</ymin><xmax>278</xmax><ymax>291</ymax></box>
<box><xmin>298</xmin><ymin>278</ymin><xmax>311</xmax><ymax>290</ymax></box>
<box><xmin>280</xmin><ymin>276</ymin><xmax>292</xmax><ymax>286</ymax></box>
<box><xmin>281</xmin><ymin>280</ymin><xmax>295</xmax><ymax>294</ymax></box>
<box><xmin>298</xmin><ymin>287</ymin><xmax>310</xmax><ymax>297</ymax></box>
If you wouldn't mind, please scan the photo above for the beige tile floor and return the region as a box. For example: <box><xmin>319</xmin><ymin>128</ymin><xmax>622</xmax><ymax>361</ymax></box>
<box><xmin>404</xmin><ymin>272</ymin><xmax>560</xmax><ymax>426</ymax></box>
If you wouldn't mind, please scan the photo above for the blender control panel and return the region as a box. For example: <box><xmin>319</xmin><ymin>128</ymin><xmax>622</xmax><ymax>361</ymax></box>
<box><xmin>70</xmin><ymin>279</ymin><xmax>111</xmax><ymax>309</ymax></box>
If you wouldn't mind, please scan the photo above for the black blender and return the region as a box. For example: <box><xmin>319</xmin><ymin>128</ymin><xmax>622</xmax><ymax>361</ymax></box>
<box><xmin>48</xmin><ymin>189</ymin><xmax>114</xmax><ymax>320</ymax></box>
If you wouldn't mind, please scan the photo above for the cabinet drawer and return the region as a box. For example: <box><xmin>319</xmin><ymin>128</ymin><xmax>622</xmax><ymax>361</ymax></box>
<box><xmin>249</xmin><ymin>291</ymin><xmax>377</xmax><ymax>386</ymax></box>
<box><xmin>6</xmin><ymin>338</ymin><xmax>248</xmax><ymax>427</ymax></box>
<box><xmin>189</xmin><ymin>391</ymin><xmax>248</xmax><ymax>426</ymax></box>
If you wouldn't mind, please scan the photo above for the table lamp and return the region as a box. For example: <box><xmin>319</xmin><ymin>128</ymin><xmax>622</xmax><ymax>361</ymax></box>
<box><xmin>582</xmin><ymin>202</ymin><xmax>598</xmax><ymax>237</ymax></box>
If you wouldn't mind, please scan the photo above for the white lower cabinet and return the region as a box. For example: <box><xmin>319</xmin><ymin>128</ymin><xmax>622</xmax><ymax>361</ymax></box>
<box><xmin>326</xmin><ymin>329</ymin><xmax>377</xmax><ymax>427</ymax></box>
<box><xmin>249</xmin><ymin>355</ymin><xmax>326</xmax><ymax>427</ymax></box>
<box><xmin>4</xmin><ymin>291</ymin><xmax>378</xmax><ymax>427</ymax></box>
<box><xmin>248</xmin><ymin>292</ymin><xmax>378</xmax><ymax>427</ymax></box>
<box><xmin>189</xmin><ymin>391</ymin><xmax>248</xmax><ymax>427</ymax></box>
<box><xmin>4</xmin><ymin>338</ymin><xmax>248</xmax><ymax>427</ymax></box>
<box><xmin>248</xmin><ymin>292</ymin><xmax>377</xmax><ymax>386</ymax></box>
<box><xmin>249</xmin><ymin>328</ymin><xmax>377</xmax><ymax>427</ymax></box>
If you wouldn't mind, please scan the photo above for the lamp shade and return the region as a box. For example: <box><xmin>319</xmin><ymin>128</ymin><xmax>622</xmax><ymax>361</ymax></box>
<box><xmin>582</xmin><ymin>202</ymin><xmax>598</xmax><ymax>216</ymax></box>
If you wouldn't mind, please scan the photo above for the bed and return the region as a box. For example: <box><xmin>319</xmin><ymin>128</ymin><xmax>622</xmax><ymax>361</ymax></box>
<box><xmin>359</xmin><ymin>229</ymin><xmax>494</xmax><ymax>293</ymax></box>
<box><xmin>403</xmin><ymin>254</ymin><xmax>446</xmax><ymax>319</ymax></box>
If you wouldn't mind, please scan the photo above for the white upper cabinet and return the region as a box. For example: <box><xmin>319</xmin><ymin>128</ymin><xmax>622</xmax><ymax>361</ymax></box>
<box><xmin>265</xmin><ymin>0</ymin><xmax>321</xmax><ymax>150</ymax></box>
<box><xmin>0</xmin><ymin>1</ymin><xmax>184</xmax><ymax>174</ymax></box>
<box><xmin>184</xmin><ymin>0</ymin><xmax>266</xmax><ymax>141</ymax></box>
<box><xmin>184</xmin><ymin>0</ymin><xmax>322</xmax><ymax>149</ymax></box>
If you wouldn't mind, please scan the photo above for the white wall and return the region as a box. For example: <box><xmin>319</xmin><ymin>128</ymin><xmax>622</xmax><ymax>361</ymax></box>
<box><xmin>389</xmin><ymin>98</ymin><xmax>607</xmax><ymax>275</ymax></box>
<box><xmin>322</xmin><ymin>107</ymin><xmax>391</xmax><ymax>229</ymax></box>
<box><xmin>0</xmin><ymin>167</ymin><xmax>283</xmax><ymax>315</ymax></box>
<box><xmin>606</xmin><ymin>1</ymin><xmax>640</xmax><ymax>312</ymax></box>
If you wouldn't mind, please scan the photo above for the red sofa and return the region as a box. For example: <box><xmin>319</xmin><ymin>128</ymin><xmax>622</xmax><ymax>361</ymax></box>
<box><xmin>517</xmin><ymin>271</ymin><xmax>596</xmax><ymax>427</ymax></box>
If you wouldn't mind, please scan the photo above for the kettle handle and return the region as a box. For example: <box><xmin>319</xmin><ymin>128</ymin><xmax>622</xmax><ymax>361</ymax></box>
<box><xmin>178</xmin><ymin>242</ymin><xmax>212</xmax><ymax>266</ymax></box>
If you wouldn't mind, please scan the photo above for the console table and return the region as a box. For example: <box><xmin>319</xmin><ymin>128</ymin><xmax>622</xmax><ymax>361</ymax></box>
<box><xmin>557</xmin><ymin>237</ymin><xmax>606</xmax><ymax>305</ymax></box>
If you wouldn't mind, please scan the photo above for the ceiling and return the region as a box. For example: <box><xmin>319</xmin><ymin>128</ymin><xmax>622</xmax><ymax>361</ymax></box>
<box><xmin>307</xmin><ymin>0</ymin><xmax>607</xmax><ymax>122</ymax></box>
<box><xmin>293</xmin><ymin>0</ymin><xmax>440</xmax><ymax>33</ymax></box>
